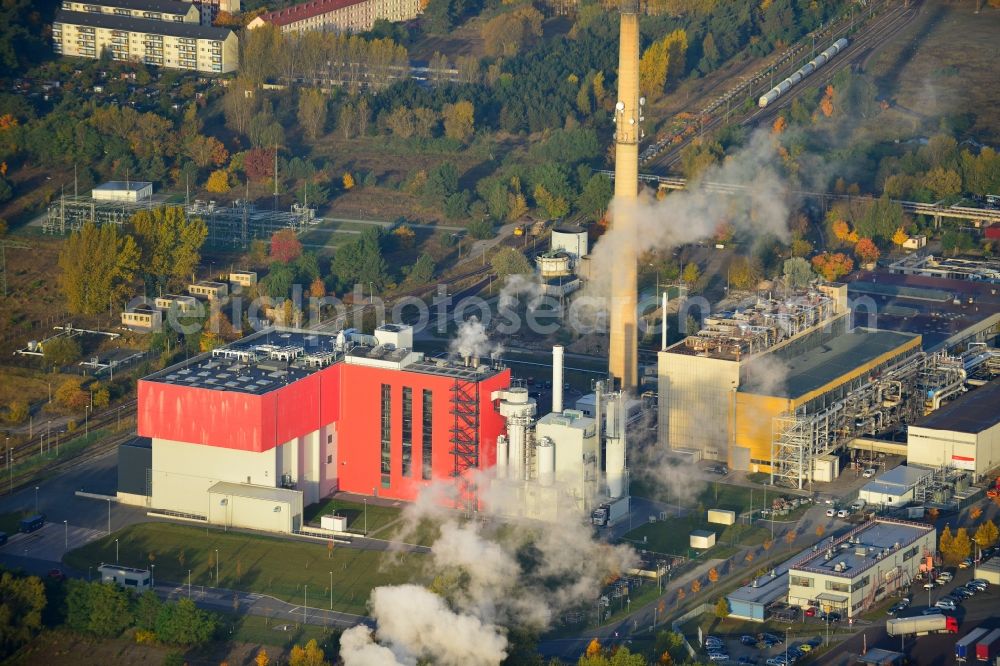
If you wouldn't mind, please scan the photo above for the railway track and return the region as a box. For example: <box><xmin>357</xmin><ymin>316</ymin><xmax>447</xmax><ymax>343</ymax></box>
<box><xmin>2</xmin><ymin>399</ymin><xmax>137</xmax><ymax>493</ymax></box>
<box><xmin>644</xmin><ymin>0</ymin><xmax>918</xmax><ymax>173</ymax></box>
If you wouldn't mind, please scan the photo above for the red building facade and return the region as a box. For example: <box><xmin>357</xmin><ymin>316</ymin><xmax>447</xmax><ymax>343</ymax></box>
<box><xmin>137</xmin><ymin>355</ymin><xmax>510</xmax><ymax>504</ymax></box>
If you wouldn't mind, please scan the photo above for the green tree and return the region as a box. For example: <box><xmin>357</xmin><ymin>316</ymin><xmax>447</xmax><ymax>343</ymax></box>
<box><xmin>133</xmin><ymin>590</ymin><xmax>163</xmax><ymax>632</ymax></box>
<box><xmin>728</xmin><ymin>256</ymin><xmax>760</xmax><ymax>290</ymax></box>
<box><xmin>491</xmin><ymin>247</ymin><xmax>533</xmax><ymax>280</ymax></box>
<box><xmin>467</xmin><ymin>218</ymin><xmax>495</xmax><ymax>240</ymax></box>
<box><xmin>534</xmin><ymin>184</ymin><xmax>570</xmax><ymax>220</ymax></box>
<box><xmin>714</xmin><ymin>597</ymin><xmax>730</xmax><ymax>619</ymax></box>
<box><xmin>783</xmin><ymin>257</ymin><xmax>814</xmax><ymax>288</ymax></box>
<box><xmin>405</xmin><ymin>253</ymin><xmax>435</xmax><ymax>286</ymax></box>
<box><xmin>55</xmin><ymin>377</ymin><xmax>89</xmax><ymax>410</ymax></box>
<box><xmin>131</xmin><ymin>207</ymin><xmax>208</xmax><ymax>291</ymax></box>
<box><xmin>6</xmin><ymin>400</ymin><xmax>28</xmax><ymax>424</ymax></box>
<box><xmin>260</xmin><ymin>262</ymin><xmax>296</xmax><ymax>300</ymax></box>
<box><xmin>943</xmin><ymin>527</ymin><xmax>972</xmax><ymax>566</ymax></box>
<box><xmin>922</xmin><ymin>167</ymin><xmax>962</xmax><ymax>199</ymax></box>
<box><xmin>42</xmin><ymin>336</ymin><xmax>82</xmax><ymax>369</ymax></box>
<box><xmin>0</xmin><ymin>571</ymin><xmax>46</xmax><ymax>655</ymax></box>
<box><xmin>58</xmin><ymin>222</ymin><xmax>140</xmax><ymax>315</ymax></box>
<box><xmin>577</xmin><ymin>173</ymin><xmax>613</xmax><ymax>218</ymax></box>
<box><xmin>679</xmin><ymin>138</ymin><xmax>723</xmax><ymax>180</ymax></box>
<box><xmin>155</xmin><ymin>598</ymin><xmax>217</xmax><ymax>645</ymax></box>
<box><xmin>330</xmin><ymin>227</ymin><xmax>389</xmax><ymax>291</ymax></box>
<box><xmin>87</xmin><ymin>583</ymin><xmax>133</xmax><ymax>638</ymax></box>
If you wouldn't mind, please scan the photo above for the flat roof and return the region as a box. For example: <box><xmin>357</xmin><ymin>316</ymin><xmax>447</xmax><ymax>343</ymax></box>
<box><xmin>143</xmin><ymin>327</ymin><xmax>505</xmax><ymax>394</ymax></box>
<box><xmin>208</xmin><ymin>481</ymin><xmax>300</xmax><ymax>503</ymax></box>
<box><xmin>912</xmin><ymin>380</ymin><xmax>1000</xmax><ymax>434</ymax></box>
<box><xmin>55</xmin><ymin>10</ymin><xmax>234</xmax><ymax>40</ymax></box>
<box><xmin>848</xmin><ymin>271</ymin><xmax>1000</xmax><ymax>351</ymax></box>
<box><xmin>790</xmin><ymin>519</ymin><xmax>933</xmax><ymax>579</ymax></box>
<box><xmin>94</xmin><ymin>181</ymin><xmax>152</xmax><ymax>191</ymax></box>
<box><xmin>77</xmin><ymin>0</ymin><xmax>196</xmax><ymax>15</ymax></box>
<box><xmin>741</xmin><ymin>328</ymin><xmax>918</xmax><ymax>399</ymax></box>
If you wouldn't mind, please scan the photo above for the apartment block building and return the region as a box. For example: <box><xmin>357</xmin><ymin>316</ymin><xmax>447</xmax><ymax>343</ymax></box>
<box><xmin>246</xmin><ymin>0</ymin><xmax>421</xmax><ymax>34</ymax></box>
<box><xmin>53</xmin><ymin>0</ymin><xmax>238</xmax><ymax>73</ymax></box>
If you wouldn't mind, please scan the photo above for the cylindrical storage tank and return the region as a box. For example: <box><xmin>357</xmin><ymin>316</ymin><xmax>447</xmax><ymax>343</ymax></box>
<box><xmin>814</xmin><ymin>53</ymin><xmax>829</xmax><ymax>68</ymax></box>
<box><xmin>552</xmin><ymin>345</ymin><xmax>564</xmax><ymax>413</ymax></box>
<box><xmin>537</xmin><ymin>437</ymin><xmax>555</xmax><ymax>486</ymax></box>
<box><xmin>606</xmin><ymin>398</ymin><xmax>619</xmax><ymax>439</ymax></box>
<box><xmin>537</xmin><ymin>252</ymin><xmax>572</xmax><ymax>278</ymax></box>
<box><xmin>508</xmin><ymin>422</ymin><xmax>525</xmax><ymax>481</ymax></box>
<box><xmin>606</xmin><ymin>437</ymin><xmax>626</xmax><ymax>499</ymax></box>
<box><xmin>801</xmin><ymin>62</ymin><xmax>815</xmax><ymax>76</ymax></box>
<box><xmin>777</xmin><ymin>80</ymin><xmax>793</xmax><ymax>94</ymax></box>
<box><xmin>550</xmin><ymin>225</ymin><xmax>589</xmax><ymax>263</ymax></box>
<box><xmin>788</xmin><ymin>71</ymin><xmax>803</xmax><ymax>86</ymax></box>
<box><xmin>496</xmin><ymin>435</ymin><xmax>508</xmax><ymax>479</ymax></box>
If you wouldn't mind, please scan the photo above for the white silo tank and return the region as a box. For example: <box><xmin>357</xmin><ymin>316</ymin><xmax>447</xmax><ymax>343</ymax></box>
<box><xmin>606</xmin><ymin>436</ymin><xmax>626</xmax><ymax>499</ymax></box>
<box><xmin>496</xmin><ymin>435</ymin><xmax>508</xmax><ymax>479</ymax></box>
<box><xmin>537</xmin><ymin>437</ymin><xmax>555</xmax><ymax>486</ymax></box>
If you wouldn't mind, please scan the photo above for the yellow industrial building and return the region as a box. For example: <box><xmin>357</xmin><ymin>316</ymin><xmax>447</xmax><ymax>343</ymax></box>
<box><xmin>658</xmin><ymin>284</ymin><xmax>923</xmax><ymax>476</ymax></box>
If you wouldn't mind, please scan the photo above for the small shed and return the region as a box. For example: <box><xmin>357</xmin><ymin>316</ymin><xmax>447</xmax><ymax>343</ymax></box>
<box><xmin>690</xmin><ymin>530</ymin><xmax>716</xmax><ymax>549</ymax></box>
<box><xmin>92</xmin><ymin>181</ymin><xmax>153</xmax><ymax>202</ymax></box>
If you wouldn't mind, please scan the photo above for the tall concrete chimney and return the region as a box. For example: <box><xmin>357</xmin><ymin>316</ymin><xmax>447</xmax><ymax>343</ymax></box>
<box><xmin>608</xmin><ymin>0</ymin><xmax>641</xmax><ymax>391</ymax></box>
<box><xmin>552</xmin><ymin>344</ymin><xmax>564</xmax><ymax>413</ymax></box>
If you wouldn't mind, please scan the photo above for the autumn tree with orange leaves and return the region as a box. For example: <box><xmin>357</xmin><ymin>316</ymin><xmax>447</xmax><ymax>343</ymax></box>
<box><xmin>812</xmin><ymin>252</ymin><xmax>854</xmax><ymax>281</ymax></box>
<box><xmin>772</xmin><ymin>116</ymin><xmax>787</xmax><ymax>135</ymax></box>
<box><xmin>854</xmin><ymin>238</ymin><xmax>880</xmax><ymax>264</ymax></box>
<box><xmin>819</xmin><ymin>85</ymin><xmax>835</xmax><ymax>118</ymax></box>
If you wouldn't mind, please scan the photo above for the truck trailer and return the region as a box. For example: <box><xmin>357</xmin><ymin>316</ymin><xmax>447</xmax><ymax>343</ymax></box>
<box><xmin>956</xmin><ymin>628</ymin><xmax>989</xmax><ymax>661</ymax></box>
<box><xmin>975</xmin><ymin>628</ymin><xmax>1000</xmax><ymax>662</ymax></box>
<box><xmin>886</xmin><ymin>614</ymin><xmax>958</xmax><ymax>637</ymax></box>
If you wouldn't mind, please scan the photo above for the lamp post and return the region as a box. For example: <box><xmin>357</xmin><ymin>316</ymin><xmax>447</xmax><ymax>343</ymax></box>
<box><xmin>34</xmin><ymin>486</ymin><xmax>39</xmax><ymax>513</ymax></box>
<box><xmin>63</xmin><ymin>520</ymin><xmax>68</xmax><ymax>549</ymax></box>
<box><xmin>330</xmin><ymin>571</ymin><xmax>333</xmax><ymax>610</ymax></box>
<box><xmin>151</xmin><ymin>563</ymin><xmax>155</xmax><ymax>588</ymax></box>
<box><xmin>107</xmin><ymin>498</ymin><xmax>111</xmax><ymax>534</ymax></box>
<box><xmin>115</xmin><ymin>538</ymin><xmax>119</xmax><ymax>562</ymax></box>
<box><xmin>215</xmin><ymin>548</ymin><xmax>219</xmax><ymax>583</ymax></box>
<box><xmin>188</xmin><ymin>569</ymin><xmax>192</xmax><ymax>597</ymax></box>
<box><xmin>85</xmin><ymin>405</ymin><xmax>90</xmax><ymax>437</ymax></box>
<box><xmin>363</xmin><ymin>498</ymin><xmax>367</xmax><ymax>536</ymax></box>
<box><xmin>304</xmin><ymin>585</ymin><xmax>308</xmax><ymax>625</ymax></box>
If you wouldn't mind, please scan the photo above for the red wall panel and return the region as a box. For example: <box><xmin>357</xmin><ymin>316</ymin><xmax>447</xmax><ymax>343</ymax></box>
<box><xmin>138</xmin><ymin>380</ymin><xmax>267</xmax><ymax>452</ymax></box>
<box><xmin>335</xmin><ymin>364</ymin><xmax>511</xmax><ymax>502</ymax></box>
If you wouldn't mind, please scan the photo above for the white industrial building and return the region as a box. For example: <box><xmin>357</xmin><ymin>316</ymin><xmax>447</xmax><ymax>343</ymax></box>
<box><xmin>907</xmin><ymin>380</ymin><xmax>1000</xmax><ymax>480</ymax></box>
<box><xmin>857</xmin><ymin>465</ymin><xmax>934</xmax><ymax>508</ymax></box>
<box><xmin>490</xmin><ymin>345</ymin><xmax>631</xmax><ymax>525</ymax></box>
<box><xmin>92</xmin><ymin>181</ymin><xmax>153</xmax><ymax>202</ymax></box>
<box><xmin>787</xmin><ymin>519</ymin><xmax>935</xmax><ymax>618</ymax></box>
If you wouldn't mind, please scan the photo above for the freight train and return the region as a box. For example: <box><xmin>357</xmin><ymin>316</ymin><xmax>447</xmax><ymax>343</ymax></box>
<box><xmin>758</xmin><ymin>38</ymin><xmax>849</xmax><ymax>108</ymax></box>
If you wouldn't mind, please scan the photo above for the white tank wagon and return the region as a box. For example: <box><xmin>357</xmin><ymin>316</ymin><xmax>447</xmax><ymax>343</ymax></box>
<box><xmin>758</xmin><ymin>38</ymin><xmax>848</xmax><ymax>108</ymax></box>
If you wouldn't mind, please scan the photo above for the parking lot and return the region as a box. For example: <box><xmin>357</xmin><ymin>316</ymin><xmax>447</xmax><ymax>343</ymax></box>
<box><xmin>697</xmin><ymin>546</ymin><xmax>999</xmax><ymax>664</ymax></box>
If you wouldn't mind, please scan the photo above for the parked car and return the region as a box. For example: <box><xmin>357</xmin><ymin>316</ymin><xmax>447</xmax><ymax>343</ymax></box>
<box><xmin>47</xmin><ymin>569</ymin><xmax>65</xmax><ymax>581</ymax></box>
<box><xmin>804</xmin><ymin>607</ymin><xmax>817</xmax><ymax>617</ymax></box>
<box><xmin>837</xmin><ymin>509</ymin><xmax>850</xmax><ymax>518</ymax></box>
<box><xmin>923</xmin><ymin>581</ymin><xmax>936</xmax><ymax>590</ymax></box>
<box><xmin>741</xmin><ymin>634</ymin><xmax>758</xmax><ymax>646</ymax></box>
<box><xmin>825</xmin><ymin>508</ymin><xmax>836</xmax><ymax>517</ymax></box>
<box><xmin>708</xmin><ymin>465</ymin><xmax>729</xmax><ymax>475</ymax></box>
<box><xmin>762</xmin><ymin>632</ymin><xmax>784</xmax><ymax>645</ymax></box>
<box><xmin>797</xmin><ymin>643</ymin><xmax>813</xmax><ymax>653</ymax></box>
<box><xmin>959</xmin><ymin>558</ymin><xmax>973</xmax><ymax>569</ymax></box>
<box><xmin>970</xmin><ymin>578</ymin><xmax>989</xmax><ymax>590</ymax></box>
<box><xmin>738</xmin><ymin>657</ymin><xmax>757</xmax><ymax>665</ymax></box>
<box><xmin>863</xmin><ymin>467</ymin><xmax>877</xmax><ymax>478</ymax></box>
<box><xmin>937</xmin><ymin>572</ymin><xmax>953</xmax><ymax>582</ymax></box>
<box><xmin>962</xmin><ymin>583</ymin><xmax>979</xmax><ymax>595</ymax></box>
<box><xmin>888</xmin><ymin>601</ymin><xmax>910</xmax><ymax>615</ymax></box>
<box><xmin>952</xmin><ymin>588</ymin><xmax>972</xmax><ymax>600</ymax></box>
<box><xmin>935</xmin><ymin>598</ymin><xmax>957</xmax><ymax>611</ymax></box>
<box><xmin>766</xmin><ymin>657</ymin><xmax>789</xmax><ymax>666</ymax></box>
<box><xmin>707</xmin><ymin>653</ymin><xmax>730</xmax><ymax>662</ymax></box>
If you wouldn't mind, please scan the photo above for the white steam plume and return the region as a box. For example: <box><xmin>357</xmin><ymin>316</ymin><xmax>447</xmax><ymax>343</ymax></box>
<box><xmin>587</xmin><ymin>130</ymin><xmax>792</xmax><ymax>300</ymax></box>
<box><xmin>450</xmin><ymin>316</ymin><xmax>502</xmax><ymax>360</ymax></box>
<box><xmin>340</xmin><ymin>585</ymin><xmax>509</xmax><ymax>666</ymax></box>
<box><xmin>344</xmin><ymin>474</ymin><xmax>639</xmax><ymax>665</ymax></box>
<box><xmin>498</xmin><ymin>273</ymin><xmax>545</xmax><ymax>311</ymax></box>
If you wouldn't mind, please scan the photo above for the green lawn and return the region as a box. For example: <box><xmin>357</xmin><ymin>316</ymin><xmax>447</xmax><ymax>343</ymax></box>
<box><xmin>303</xmin><ymin>498</ymin><xmax>402</xmax><ymax>536</ymax></box>
<box><xmin>222</xmin><ymin>612</ymin><xmax>338</xmax><ymax>649</ymax></box>
<box><xmin>623</xmin><ymin>516</ymin><xmax>768</xmax><ymax>559</ymax></box>
<box><xmin>63</xmin><ymin>523</ymin><xmax>423</xmax><ymax>616</ymax></box>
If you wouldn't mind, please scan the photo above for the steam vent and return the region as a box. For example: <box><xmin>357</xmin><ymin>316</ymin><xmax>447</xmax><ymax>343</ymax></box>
<box><xmin>608</xmin><ymin>0</ymin><xmax>641</xmax><ymax>391</ymax></box>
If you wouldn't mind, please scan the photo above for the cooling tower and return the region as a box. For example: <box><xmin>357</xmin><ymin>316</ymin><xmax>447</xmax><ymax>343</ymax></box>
<box><xmin>608</xmin><ymin>0</ymin><xmax>641</xmax><ymax>391</ymax></box>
